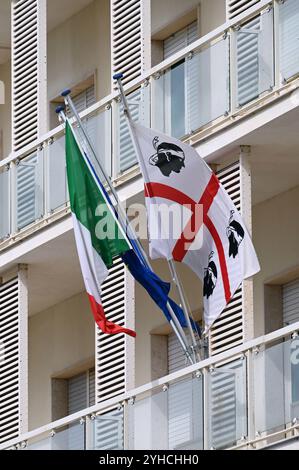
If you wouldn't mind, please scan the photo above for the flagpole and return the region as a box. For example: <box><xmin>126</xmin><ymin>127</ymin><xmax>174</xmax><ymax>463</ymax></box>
<box><xmin>113</xmin><ymin>74</ymin><xmax>200</xmax><ymax>361</ymax></box>
<box><xmin>55</xmin><ymin>104</ymin><xmax>194</xmax><ymax>365</ymax></box>
<box><xmin>60</xmin><ymin>92</ymin><xmax>149</xmax><ymax>269</ymax></box>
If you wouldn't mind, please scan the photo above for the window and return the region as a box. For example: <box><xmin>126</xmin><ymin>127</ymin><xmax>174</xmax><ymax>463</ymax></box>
<box><xmin>51</xmin><ymin>367</ymin><xmax>95</xmax><ymax>422</ymax></box>
<box><xmin>67</xmin><ymin>368</ymin><xmax>95</xmax><ymax>415</ymax></box>
<box><xmin>283</xmin><ymin>279</ymin><xmax>299</xmax><ymax>326</ymax></box>
<box><xmin>49</xmin><ymin>76</ymin><xmax>96</xmax><ymax>130</ymax></box>
<box><xmin>163</xmin><ymin>21</ymin><xmax>199</xmax><ymax>138</ymax></box>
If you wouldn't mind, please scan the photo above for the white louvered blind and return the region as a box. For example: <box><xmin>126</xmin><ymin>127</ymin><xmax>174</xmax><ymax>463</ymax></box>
<box><xmin>0</xmin><ymin>278</ymin><xmax>20</xmax><ymax>444</ymax></box>
<box><xmin>96</xmin><ymin>258</ymin><xmax>126</xmax><ymax>403</ymax></box>
<box><xmin>163</xmin><ymin>22</ymin><xmax>198</xmax><ymax>60</ymax></box>
<box><xmin>67</xmin><ymin>368</ymin><xmax>95</xmax><ymax>415</ymax></box>
<box><xmin>236</xmin><ymin>16</ymin><xmax>260</xmax><ymax>106</ymax></box>
<box><xmin>279</xmin><ymin>0</ymin><xmax>299</xmax><ymax>82</ymax></box>
<box><xmin>111</xmin><ymin>0</ymin><xmax>151</xmax><ymax>87</ymax></box>
<box><xmin>93</xmin><ymin>408</ymin><xmax>124</xmax><ymax>450</ymax></box>
<box><xmin>236</xmin><ymin>11</ymin><xmax>273</xmax><ymax>107</ymax></box>
<box><xmin>283</xmin><ymin>279</ymin><xmax>299</xmax><ymax>326</ymax></box>
<box><xmin>16</xmin><ymin>151</ymin><xmax>44</xmax><ymax>230</ymax></box>
<box><xmin>68</xmin><ymin>86</ymin><xmax>96</xmax><ymax>116</ymax></box>
<box><xmin>168</xmin><ymin>331</ymin><xmax>191</xmax><ymax>374</ymax></box>
<box><xmin>167</xmin><ymin>333</ymin><xmax>202</xmax><ymax>450</ymax></box>
<box><xmin>70</xmin><ymin>85</ymin><xmax>97</xmax><ymax>152</ymax></box>
<box><xmin>208</xmin><ymin>163</ymin><xmax>244</xmax><ymax>356</ymax></box>
<box><xmin>226</xmin><ymin>0</ymin><xmax>260</xmax><ymax>20</ymax></box>
<box><xmin>12</xmin><ymin>0</ymin><xmax>47</xmax><ymax>152</ymax></box>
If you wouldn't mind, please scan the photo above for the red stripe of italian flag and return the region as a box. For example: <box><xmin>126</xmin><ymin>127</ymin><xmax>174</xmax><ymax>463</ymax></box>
<box><xmin>65</xmin><ymin>121</ymin><xmax>136</xmax><ymax>337</ymax></box>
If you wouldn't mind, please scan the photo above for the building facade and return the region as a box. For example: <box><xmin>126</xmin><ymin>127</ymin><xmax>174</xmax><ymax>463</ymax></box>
<box><xmin>0</xmin><ymin>0</ymin><xmax>299</xmax><ymax>450</ymax></box>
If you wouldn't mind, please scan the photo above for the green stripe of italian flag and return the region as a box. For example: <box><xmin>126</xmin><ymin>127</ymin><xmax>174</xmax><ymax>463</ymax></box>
<box><xmin>65</xmin><ymin>121</ymin><xmax>136</xmax><ymax>337</ymax></box>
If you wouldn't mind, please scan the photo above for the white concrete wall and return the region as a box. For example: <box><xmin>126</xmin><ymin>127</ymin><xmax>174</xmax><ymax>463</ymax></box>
<box><xmin>151</xmin><ymin>0</ymin><xmax>225</xmax><ymax>36</ymax></box>
<box><xmin>253</xmin><ymin>185</ymin><xmax>299</xmax><ymax>336</ymax></box>
<box><xmin>200</xmin><ymin>0</ymin><xmax>226</xmax><ymax>36</ymax></box>
<box><xmin>0</xmin><ymin>60</ymin><xmax>11</xmax><ymax>159</ymax></box>
<box><xmin>28</xmin><ymin>291</ymin><xmax>94</xmax><ymax>430</ymax></box>
<box><xmin>47</xmin><ymin>0</ymin><xmax>110</xmax><ymax>120</ymax></box>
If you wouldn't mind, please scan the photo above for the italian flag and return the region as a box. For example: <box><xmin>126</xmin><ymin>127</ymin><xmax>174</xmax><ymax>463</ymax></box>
<box><xmin>65</xmin><ymin>121</ymin><xmax>136</xmax><ymax>337</ymax></box>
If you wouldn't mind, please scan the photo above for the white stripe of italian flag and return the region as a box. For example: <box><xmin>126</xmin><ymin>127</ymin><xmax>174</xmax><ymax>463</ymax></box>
<box><xmin>65</xmin><ymin>121</ymin><xmax>136</xmax><ymax>337</ymax></box>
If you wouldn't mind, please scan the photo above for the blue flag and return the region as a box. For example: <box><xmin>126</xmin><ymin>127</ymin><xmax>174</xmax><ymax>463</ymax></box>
<box><xmin>122</xmin><ymin>250</ymin><xmax>201</xmax><ymax>336</ymax></box>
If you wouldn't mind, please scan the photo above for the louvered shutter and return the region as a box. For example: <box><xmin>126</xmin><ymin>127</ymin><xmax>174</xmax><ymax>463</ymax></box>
<box><xmin>209</xmin><ymin>163</ymin><xmax>244</xmax><ymax>356</ymax></box>
<box><xmin>68</xmin><ymin>373</ymin><xmax>88</xmax><ymax>415</ymax></box>
<box><xmin>12</xmin><ymin>0</ymin><xmax>47</xmax><ymax>152</ymax></box>
<box><xmin>94</xmin><ymin>258</ymin><xmax>133</xmax><ymax>450</ymax></box>
<box><xmin>208</xmin><ymin>358</ymin><xmax>247</xmax><ymax>449</ymax></box>
<box><xmin>283</xmin><ymin>279</ymin><xmax>299</xmax><ymax>326</ymax></box>
<box><xmin>111</xmin><ymin>0</ymin><xmax>151</xmax><ymax>87</ymax></box>
<box><xmin>96</xmin><ymin>259</ymin><xmax>127</xmax><ymax>403</ymax></box>
<box><xmin>226</xmin><ymin>0</ymin><xmax>261</xmax><ymax>20</ymax></box>
<box><xmin>16</xmin><ymin>151</ymin><xmax>44</xmax><ymax>230</ymax></box>
<box><xmin>168</xmin><ymin>332</ymin><xmax>191</xmax><ymax>373</ymax></box>
<box><xmin>0</xmin><ymin>272</ymin><xmax>28</xmax><ymax>444</ymax></box>
<box><xmin>236</xmin><ymin>11</ymin><xmax>273</xmax><ymax>107</ymax></box>
<box><xmin>0</xmin><ymin>168</ymin><xmax>10</xmax><ymax>241</ymax></box>
<box><xmin>167</xmin><ymin>333</ymin><xmax>202</xmax><ymax>450</ymax></box>
<box><xmin>67</xmin><ymin>369</ymin><xmax>95</xmax><ymax>450</ymax></box>
<box><xmin>67</xmin><ymin>368</ymin><xmax>96</xmax><ymax>415</ymax></box>
<box><xmin>279</xmin><ymin>0</ymin><xmax>299</xmax><ymax>82</ymax></box>
<box><xmin>72</xmin><ymin>85</ymin><xmax>97</xmax><ymax>152</ymax></box>
<box><xmin>93</xmin><ymin>408</ymin><xmax>124</xmax><ymax>450</ymax></box>
<box><xmin>88</xmin><ymin>368</ymin><xmax>95</xmax><ymax>407</ymax></box>
<box><xmin>73</xmin><ymin>86</ymin><xmax>96</xmax><ymax>113</ymax></box>
<box><xmin>283</xmin><ymin>279</ymin><xmax>299</xmax><ymax>421</ymax></box>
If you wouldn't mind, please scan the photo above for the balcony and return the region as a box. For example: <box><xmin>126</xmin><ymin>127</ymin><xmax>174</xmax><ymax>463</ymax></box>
<box><xmin>1</xmin><ymin>321</ymin><xmax>299</xmax><ymax>450</ymax></box>
<box><xmin>1</xmin><ymin>0</ymin><xmax>299</xmax><ymax>249</ymax></box>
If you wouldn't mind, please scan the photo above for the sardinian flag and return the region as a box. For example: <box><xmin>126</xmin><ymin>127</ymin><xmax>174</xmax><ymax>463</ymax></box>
<box><xmin>131</xmin><ymin>122</ymin><xmax>260</xmax><ymax>330</ymax></box>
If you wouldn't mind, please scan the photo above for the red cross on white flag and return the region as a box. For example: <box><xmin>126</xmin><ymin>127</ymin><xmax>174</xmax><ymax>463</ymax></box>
<box><xmin>132</xmin><ymin>122</ymin><xmax>260</xmax><ymax>331</ymax></box>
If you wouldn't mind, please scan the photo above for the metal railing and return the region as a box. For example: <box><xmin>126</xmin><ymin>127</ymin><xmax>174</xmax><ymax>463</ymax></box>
<box><xmin>0</xmin><ymin>0</ymin><xmax>299</xmax><ymax>247</ymax></box>
<box><xmin>1</xmin><ymin>320</ymin><xmax>299</xmax><ymax>451</ymax></box>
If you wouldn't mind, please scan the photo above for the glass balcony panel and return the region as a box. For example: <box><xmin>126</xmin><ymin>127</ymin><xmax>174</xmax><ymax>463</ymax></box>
<box><xmin>52</xmin><ymin>423</ymin><xmax>85</xmax><ymax>450</ymax></box>
<box><xmin>235</xmin><ymin>10</ymin><xmax>274</xmax><ymax>107</ymax></box>
<box><xmin>207</xmin><ymin>358</ymin><xmax>247</xmax><ymax>449</ymax></box>
<box><xmin>0</xmin><ymin>167</ymin><xmax>10</xmax><ymax>240</ymax></box>
<box><xmin>152</xmin><ymin>36</ymin><xmax>229</xmax><ymax>138</ymax></box>
<box><xmin>26</xmin><ymin>437</ymin><xmax>52</xmax><ymax>450</ymax></box>
<box><xmin>279</xmin><ymin>0</ymin><xmax>299</xmax><ymax>82</ymax></box>
<box><xmin>92</xmin><ymin>408</ymin><xmax>124</xmax><ymax>450</ymax></box>
<box><xmin>253</xmin><ymin>338</ymin><xmax>299</xmax><ymax>435</ymax></box>
<box><xmin>129</xmin><ymin>376</ymin><xmax>203</xmax><ymax>450</ymax></box>
<box><xmin>16</xmin><ymin>151</ymin><xmax>44</xmax><ymax>230</ymax></box>
<box><xmin>116</xmin><ymin>86</ymin><xmax>150</xmax><ymax>175</ymax></box>
<box><xmin>48</xmin><ymin>134</ymin><xmax>68</xmax><ymax>212</ymax></box>
<box><xmin>81</xmin><ymin>107</ymin><xmax>112</xmax><ymax>179</ymax></box>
